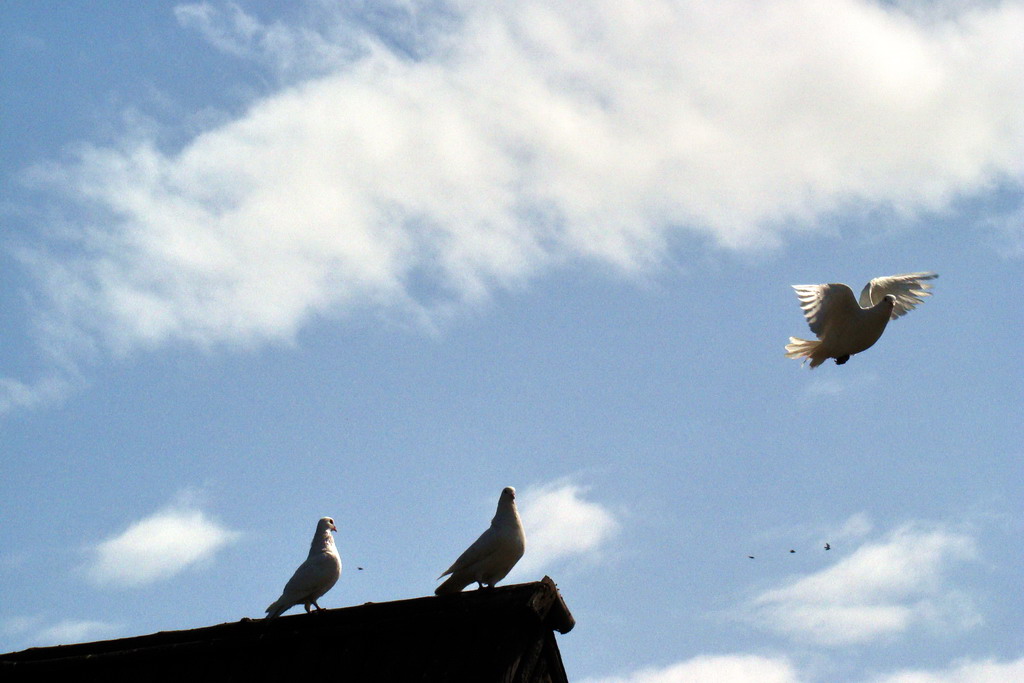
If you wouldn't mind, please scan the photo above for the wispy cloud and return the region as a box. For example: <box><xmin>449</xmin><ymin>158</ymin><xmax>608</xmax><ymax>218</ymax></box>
<box><xmin>173</xmin><ymin>1</ymin><xmax>459</xmax><ymax>80</ymax></box>
<box><xmin>578</xmin><ymin>654</ymin><xmax>1024</xmax><ymax>683</ymax></box>
<box><xmin>34</xmin><ymin>619</ymin><xmax>122</xmax><ymax>647</ymax></box>
<box><xmin>173</xmin><ymin>2</ymin><xmax>367</xmax><ymax>79</ymax></box>
<box><xmin>513</xmin><ymin>480</ymin><xmax>619</xmax><ymax>575</ymax></box>
<box><xmin>2</xmin><ymin>615</ymin><xmax>122</xmax><ymax>650</ymax></box>
<box><xmin>744</xmin><ymin>521</ymin><xmax>980</xmax><ymax>646</ymax></box>
<box><xmin>579</xmin><ymin>654</ymin><xmax>801</xmax><ymax>683</ymax></box>
<box><xmin>867</xmin><ymin>656</ymin><xmax>1024</xmax><ymax>683</ymax></box>
<box><xmin>0</xmin><ymin>374</ymin><xmax>73</xmax><ymax>415</ymax></box>
<box><xmin>86</xmin><ymin>495</ymin><xmax>241</xmax><ymax>587</ymax></box>
<box><xmin>0</xmin><ymin>615</ymin><xmax>43</xmax><ymax>640</ymax></box>
<box><xmin>15</xmin><ymin>0</ymin><xmax>1023</xmax><ymax>369</ymax></box>
<box><xmin>832</xmin><ymin>512</ymin><xmax>874</xmax><ymax>542</ymax></box>
<box><xmin>987</xmin><ymin>202</ymin><xmax>1024</xmax><ymax>259</ymax></box>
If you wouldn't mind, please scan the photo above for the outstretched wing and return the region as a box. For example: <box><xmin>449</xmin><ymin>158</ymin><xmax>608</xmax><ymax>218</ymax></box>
<box><xmin>792</xmin><ymin>283</ymin><xmax>860</xmax><ymax>337</ymax></box>
<box><xmin>859</xmin><ymin>272</ymin><xmax>938</xmax><ymax>319</ymax></box>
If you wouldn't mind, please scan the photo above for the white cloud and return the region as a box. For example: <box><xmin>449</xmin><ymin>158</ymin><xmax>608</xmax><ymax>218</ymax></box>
<box><xmin>173</xmin><ymin>2</ymin><xmax>365</xmax><ymax>79</ymax></box>
<box><xmin>0</xmin><ymin>374</ymin><xmax>72</xmax><ymax>415</ymax></box>
<box><xmin>988</xmin><ymin>203</ymin><xmax>1024</xmax><ymax>258</ymax></box>
<box><xmin>833</xmin><ymin>512</ymin><xmax>875</xmax><ymax>542</ymax></box>
<box><xmin>514</xmin><ymin>481</ymin><xmax>619</xmax><ymax>575</ymax></box>
<box><xmin>0</xmin><ymin>615</ymin><xmax>43</xmax><ymax>639</ymax></box>
<box><xmin>867</xmin><ymin>657</ymin><xmax>1024</xmax><ymax>683</ymax></box>
<box><xmin>19</xmin><ymin>0</ymin><xmax>1024</xmax><ymax>362</ymax></box>
<box><xmin>745</xmin><ymin>521</ymin><xmax>980</xmax><ymax>645</ymax></box>
<box><xmin>577</xmin><ymin>654</ymin><xmax>1024</xmax><ymax>683</ymax></box>
<box><xmin>580</xmin><ymin>654</ymin><xmax>801</xmax><ymax>683</ymax></box>
<box><xmin>87</xmin><ymin>498</ymin><xmax>241</xmax><ymax>587</ymax></box>
<box><xmin>34</xmin><ymin>619</ymin><xmax>121</xmax><ymax>646</ymax></box>
<box><xmin>1</xmin><ymin>615</ymin><xmax>121</xmax><ymax>650</ymax></box>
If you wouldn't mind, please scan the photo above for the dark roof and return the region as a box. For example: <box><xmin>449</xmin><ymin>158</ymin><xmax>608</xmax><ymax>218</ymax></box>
<box><xmin>1</xmin><ymin>576</ymin><xmax>575</xmax><ymax>682</ymax></box>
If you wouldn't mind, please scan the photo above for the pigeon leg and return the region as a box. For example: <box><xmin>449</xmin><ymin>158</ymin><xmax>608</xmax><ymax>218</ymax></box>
<box><xmin>834</xmin><ymin>355</ymin><xmax>850</xmax><ymax>365</ymax></box>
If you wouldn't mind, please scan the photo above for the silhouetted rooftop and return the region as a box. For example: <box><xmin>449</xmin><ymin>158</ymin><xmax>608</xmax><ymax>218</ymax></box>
<box><xmin>0</xmin><ymin>576</ymin><xmax>575</xmax><ymax>682</ymax></box>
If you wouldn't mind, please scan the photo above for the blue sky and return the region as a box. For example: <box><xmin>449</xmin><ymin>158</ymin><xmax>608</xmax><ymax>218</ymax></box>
<box><xmin>2</xmin><ymin>2</ymin><xmax>1022</xmax><ymax>681</ymax></box>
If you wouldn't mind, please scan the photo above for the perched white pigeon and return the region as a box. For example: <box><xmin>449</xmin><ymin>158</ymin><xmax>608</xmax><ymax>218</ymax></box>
<box><xmin>785</xmin><ymin>272</ymin><xmax>937</xmax><ymax>368</ymax></box>
<box><xmin>435</xmin><ymin>487</ymin><xmax>526</xmax><ymax>595</ymax></box>
<box><xmin>265</xmin><ymin>517</ymin><xmax>342</xmax><ymax>619</ymax></box>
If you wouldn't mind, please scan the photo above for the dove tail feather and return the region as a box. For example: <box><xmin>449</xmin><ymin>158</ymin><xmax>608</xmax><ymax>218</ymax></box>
<box><xmin>434</xmin><ymin>573</ymin><xmax>471</xmax><ymax>596</ymax></box>
<box><xmin>785</xmin><ymin>337</ymin><xmax>826</xmax><ymax>368</ymax></box>
<box><xmin>265</xmin><ymin>599</ymin><xmax>289</xmax><ymax>619</ymax></box>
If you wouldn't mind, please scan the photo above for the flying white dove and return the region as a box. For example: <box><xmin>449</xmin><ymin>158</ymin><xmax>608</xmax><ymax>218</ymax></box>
<box><xmin>265</xmin><ymin>517</ymin><xmax>342</xmax><ymax>618</ymax></box>
<box><xmin>435</xmin><ymin>487</ymin><xmax>526</xmax><ymax>595</ymax></box>
<box><xmin>785</xmin><ymin>272</ymin><xmax>937</xmax><ymax>368</ymax></box>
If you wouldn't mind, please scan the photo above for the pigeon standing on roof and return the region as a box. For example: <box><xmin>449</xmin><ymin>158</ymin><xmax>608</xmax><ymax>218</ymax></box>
<box><xmin>785</xmin><ymin>272</ymin><xmax>938</xmax><ymax>368</ymax></box>
<box><xmin>435</xmin><ymin>487</ymin><xmax>526</xmax><ymax>595</ymax></box>
<box><xmin>265</xmin><ymin>517</ymin><xmax>342</xmax><ymax>618</ymax></box>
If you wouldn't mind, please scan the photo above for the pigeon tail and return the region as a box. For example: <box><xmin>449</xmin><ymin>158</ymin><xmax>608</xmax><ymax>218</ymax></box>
<box><xmin>784</xmin><ymin>337</ymin><xmax>826</xmax><ymax>368</ymax></box>
<box><xmin>434</xmin><ymin>573</ymin><xmax>471</xmax><ymax>596</ymax></box>
<box><xmin>265</xmin><ymin>599</ymin><xmax>290</xmax><ymax>619</ymax></box>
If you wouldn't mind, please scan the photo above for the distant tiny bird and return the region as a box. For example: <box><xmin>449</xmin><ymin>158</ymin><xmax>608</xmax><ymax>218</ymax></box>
<box><xmin>789</xmin><ymin>549</ymin><xmax>796</xmax><ymax>553</ymax></box>
<box><xmin>824</xmin><ymin>543</ymin><xmax>831</xmax><ymax>551</ymax></box>
<box><xmin>357</xmin><ymin>567</ymin><xmax>364</xmax><ymax>571</ymax></box>
<box><xmin>265</xmin><ymin>517</ymin><xmax>342</xmax><ymax>619</ymax></box>
<box><xmin>747</xmin><ymin>555</ymin><xmax>755</xmax><ymax>559</ymax></box>
<box><xmin>435</xmin><ymin>487</ymin><xmax>526</xmax><ymax>595</ymax></box>
<box><xmin>785</xmin><ymin>272</ymin><xmax>937</xmax><ymax>367</ymax></box>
